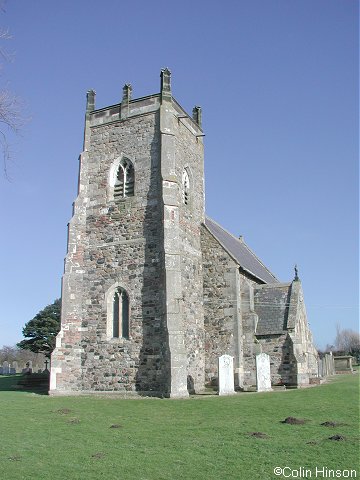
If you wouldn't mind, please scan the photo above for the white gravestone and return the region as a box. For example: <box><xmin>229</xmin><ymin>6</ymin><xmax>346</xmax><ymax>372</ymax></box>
<box><xmin>256</xmin><ymin>353</ymin><xmax>272</xmax><ymax>392</ymax></box>
<box><xmin>218</xmin><ymin>355</ymin><xmax>235</xmax><ymax>395</ymax></box>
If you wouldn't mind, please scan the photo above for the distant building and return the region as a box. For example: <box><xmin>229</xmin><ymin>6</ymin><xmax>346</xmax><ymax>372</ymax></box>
<box><xmin>50</xmin><ymin>69</ymin><xmax>318</xmax><ymax>396</ymax></box>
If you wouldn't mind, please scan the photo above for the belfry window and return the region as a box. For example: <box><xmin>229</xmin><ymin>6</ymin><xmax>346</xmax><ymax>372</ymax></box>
<box><xmin>114</xmin><ymin>158</ymin><xmax>134</xmax><ymax>200</ymax></box>
<box><xmin>112</xmin><ymin>287</ymin><xmax>129</xmax><ymax>339</ymax></box>
<box><xmin>182</xmin><ymin>169</ymin><xmax>190</xmax><ymax>205</ymax></box>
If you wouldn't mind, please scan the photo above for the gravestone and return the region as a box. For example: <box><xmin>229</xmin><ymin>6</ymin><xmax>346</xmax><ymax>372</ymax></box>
<box><xmin>12</xmin><ymin>361</ymin><xmax>18</xmax><ymax>373</ymax></box>
<box><xmin>0</xmin><ymin>367</ymin><xmax>3</xmax><ymax>375</ymax></box>
<box><xmin>218</xmin><ymin>355</ymin><xmax>235</xmax><ymax>395</ymax></box>
<box><xmin>256</xmin><ymin>353</ymin><xmax>272</xmax><ymax>392</ymax></box>
<box><xmin>2</xmin><ymin>361</ymin><xmax>9</xmax><ymax>375</ymax></box>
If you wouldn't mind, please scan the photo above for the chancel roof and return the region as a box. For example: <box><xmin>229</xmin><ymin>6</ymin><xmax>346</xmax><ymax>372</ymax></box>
<box><xmin>204</xmin><ymin>216</ymin><xmax>279</xmax><ymax>284</ymax></box>
<box><xmin>254</xmin><ymin>284</ymin><xmax>291</xmax><ymax>335</ymax></box>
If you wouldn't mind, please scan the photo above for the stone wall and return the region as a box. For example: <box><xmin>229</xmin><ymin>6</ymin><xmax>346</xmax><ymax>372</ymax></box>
<box><xmin>201</xmin><ymin>226</ymin><xmax>242</xmax><ymax>387</ymax></box>
<box><xmin>255</xmin><ymin>334</ymin><xmax>297</xmax><ymax>385</ymax></box>
<box><xmin>287</xmin><ymin>280</ymin><xmax>319</xmax><ymax>385</ymax></box>
<box><xmin>175</xmin><ymin>115</ymin><xmax>205</xmax><ymax>393</ymax></box>
<box><xmin>241</xmin><ymin>276</ymin><xmax>262</xmax><ymax>386</ymax></box>
<box><xmin>158</xmin><ymin>71</ymin><xmax>205</xmax><ymax>396</ymax></box>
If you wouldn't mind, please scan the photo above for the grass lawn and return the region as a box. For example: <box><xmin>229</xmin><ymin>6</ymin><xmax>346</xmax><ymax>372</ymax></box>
<box><xmin>0</xmin><ymin>373</ymin><xmax>358</xmax><ymax>480</ymax></box>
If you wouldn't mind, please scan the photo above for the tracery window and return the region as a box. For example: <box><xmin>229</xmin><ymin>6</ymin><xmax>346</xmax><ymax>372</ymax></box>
<box><xmin>112</xmin><ymin>287</ymin><xmax>130</xmax><ymax>339</ymax></box>
<box><xmin>114</xmin><ymin>158</ymin><xmax>134</xmax><ymax>200</ymax></box>
<box><xmin>182</xmin><ymin>168</ymin><xmax>190</xmax><ymax>205</ymax></box>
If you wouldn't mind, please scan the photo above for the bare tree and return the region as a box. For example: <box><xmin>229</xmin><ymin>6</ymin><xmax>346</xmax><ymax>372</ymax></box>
<box><xmin>334</xmin><ymin>324</ymin><xmax>360</xmax><ymax>354</ymax></box>
<box><xmin>0</xmin><ymin>17</ymin><xmax>24</xmax><ymax>178</ymax></box>
<box><xmin>0</xmin><ymin>344</ymin><xmax>46</xmax><ymax>365</ymax></box>
<box><xmin>324</xmin><ymin>343</ymin><xmax>335</xmax><ymax>353</ymax></box>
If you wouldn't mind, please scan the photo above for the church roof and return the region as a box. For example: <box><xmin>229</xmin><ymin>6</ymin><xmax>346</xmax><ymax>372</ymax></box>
<box><xmin>254</xmin><ymin>284</ymin><xmax>291</xmax><ymax>335</ymax></box>
<box><xmin>204</xmin><ymin>216</ymin><xmax>279</xmax><ymax>284</ymax></box>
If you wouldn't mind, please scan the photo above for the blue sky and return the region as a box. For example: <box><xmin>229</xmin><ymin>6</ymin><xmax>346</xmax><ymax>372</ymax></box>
<box><xmin>0</xmin><ymin>0</ymin><xmax>358</xmax><ymax>350</ymax></box>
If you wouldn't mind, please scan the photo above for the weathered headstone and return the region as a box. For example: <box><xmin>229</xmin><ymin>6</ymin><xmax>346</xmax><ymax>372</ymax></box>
<box><xmin>218</xmin><ymin>355</ymin><xmax>235</xmax><ymax>395</ymax></box>
<box><xmin>2</xmin><ymin>361</ymin><xmax>9</xmax><ymax>375</ymax></box>
<box><xmin>12</xmin><ymin>361</ymin><xmax>18</xmax><ymax>373</ymax></box>
<box><xmin>256</xmin><ymin>353</ymin><xmax>272</xmax><ymax>392</ymax></box>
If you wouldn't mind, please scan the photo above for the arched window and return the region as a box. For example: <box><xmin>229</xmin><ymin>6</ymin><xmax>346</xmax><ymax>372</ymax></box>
<box><xmin>114</xmin><ymin>158</ymin><xmax>134</xmax><ymax>200</ymax></box>
<box><xmin>111</xmin><ymin>287</ymin><xmax>130</xmax><ymax>339</ymax></box>
<box><xmin>182</xmin><ymin>168</ymin><xmax>190</xmax><ymax>205</ymax></box>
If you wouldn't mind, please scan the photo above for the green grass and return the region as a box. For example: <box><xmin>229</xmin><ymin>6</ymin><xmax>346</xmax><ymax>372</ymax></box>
<box><xmin>0</xmin><ymin>374</ymin><xmax>359</xmax><ymax>480</ymax></box>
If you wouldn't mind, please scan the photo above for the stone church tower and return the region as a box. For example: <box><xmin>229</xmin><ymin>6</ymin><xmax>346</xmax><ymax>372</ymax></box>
<box><xmin>50</xmin><ymin>69</ymin><xmax>205</xmax><ymax>396</ymax></box>
<box><xmin>51</xmin><ymin>69</ymin><xmax>320</xmax><ymax>396</ymax></box>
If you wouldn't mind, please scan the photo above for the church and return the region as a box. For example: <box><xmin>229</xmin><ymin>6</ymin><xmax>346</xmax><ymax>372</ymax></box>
<box><xmin>50</xmin><ymin>69</ymin><xmax>319</xmax><ymax>396</ymax></box>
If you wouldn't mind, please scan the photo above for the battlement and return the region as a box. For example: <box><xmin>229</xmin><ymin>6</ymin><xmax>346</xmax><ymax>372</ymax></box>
<box><xmin>85</xmin><ymin>69</ymin><xmax>203</xmax><ymax>135</ymax></box>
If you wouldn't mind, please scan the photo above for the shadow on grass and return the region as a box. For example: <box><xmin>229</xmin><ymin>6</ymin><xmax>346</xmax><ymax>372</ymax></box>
<box><xmin>0</xmin><ymin>374</ymin><xmax>49</xmax><ymax>395</ymax></box>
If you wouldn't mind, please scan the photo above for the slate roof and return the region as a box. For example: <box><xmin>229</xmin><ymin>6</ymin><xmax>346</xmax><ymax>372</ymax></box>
<box><xmin>204</xmin><ymin>216</ymin><xmax>279</xmax><ymax>284</ymax></box>
<box><xmin>254</xmin><ymin>284</ymin><xmax>291</xmax><ymax>335</ymax></box>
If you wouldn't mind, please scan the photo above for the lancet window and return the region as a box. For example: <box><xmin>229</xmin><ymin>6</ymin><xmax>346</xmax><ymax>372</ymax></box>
<box><xmin>182</xmin><ymin>168</ymin><xmax>190</xmax><ymax>205</ymax></box>
<box><xmin>114</xmin><ymin>158</ymin><xmax>134</xmax><ymax>200</ymax></box>
<box><xmin>112</xmin><ymin>287</ymin><xmax>130</xmax><ymax>339</ymax></box>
